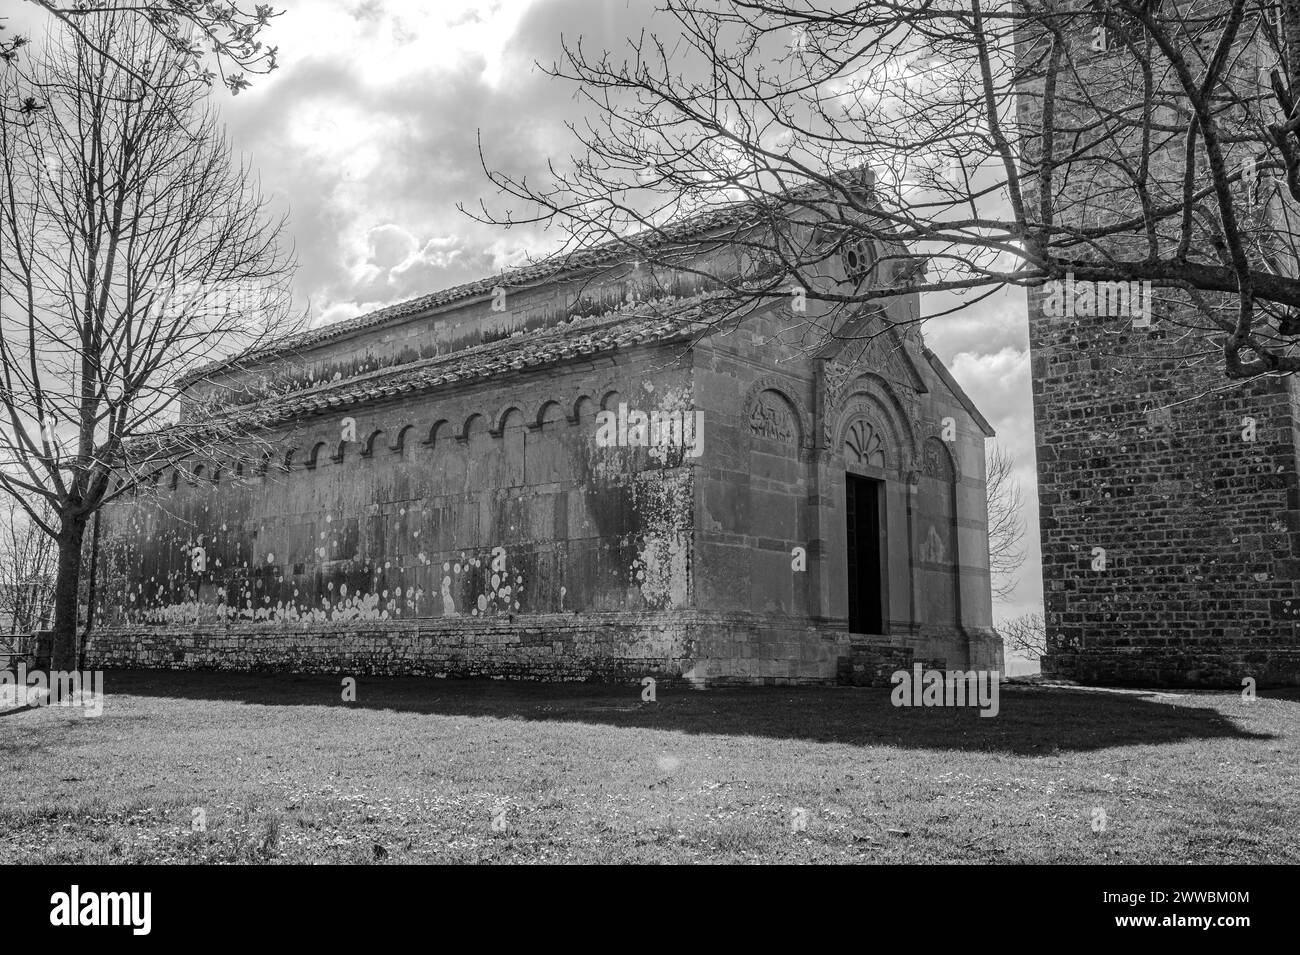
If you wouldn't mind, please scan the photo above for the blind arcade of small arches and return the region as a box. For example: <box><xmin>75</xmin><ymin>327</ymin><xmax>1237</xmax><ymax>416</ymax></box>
<box><xmin>147</xmin><ymin>389</ymin><xmax>689</xmax><ymax>493</ymax></box>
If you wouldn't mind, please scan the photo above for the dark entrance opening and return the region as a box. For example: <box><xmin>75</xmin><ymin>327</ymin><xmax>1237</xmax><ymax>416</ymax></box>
<box><xmin>846</xmin><ymin>474</ymin><xmax>884</xmax><ymax>634</ymax></box>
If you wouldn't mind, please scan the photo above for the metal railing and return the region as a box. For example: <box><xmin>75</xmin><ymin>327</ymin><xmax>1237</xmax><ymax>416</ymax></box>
<box><xmin>0</xmin><ymin>631</ymin><xmax>40</xmax><ymax>669</ymax></box>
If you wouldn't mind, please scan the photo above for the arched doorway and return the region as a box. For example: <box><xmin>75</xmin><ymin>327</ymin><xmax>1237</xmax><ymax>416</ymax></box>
<box><xmin>843</xmin><ymin>419</ymin><xmax>887</xmax><ymax>635</ymax></box>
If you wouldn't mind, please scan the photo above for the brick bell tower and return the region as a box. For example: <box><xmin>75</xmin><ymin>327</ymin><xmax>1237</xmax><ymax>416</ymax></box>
<box><xmin>1017</xmin><ymin>2</ymin><xmax>1300</xmax><ymax>686</ymax></box>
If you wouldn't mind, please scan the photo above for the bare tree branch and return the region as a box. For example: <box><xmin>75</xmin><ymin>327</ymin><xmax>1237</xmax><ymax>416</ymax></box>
<box><xmin>0</xmin><ymin>10</ymin><xmax>298</xmax><ymax>668</ymax></box>
<box><xmin>1000</xmin><ymin>611</ymin><xmax>1046</xmax><ymax>659</ymax></box>
<box><xmin>986</xmin><ymin>442</ymin><xmax>1026</xmax><ymax>601</ymax></box>
<box><xmin>466</xmin><ymin>0</ymin><xmax>1300</xmax><ymax>379</ymax></box>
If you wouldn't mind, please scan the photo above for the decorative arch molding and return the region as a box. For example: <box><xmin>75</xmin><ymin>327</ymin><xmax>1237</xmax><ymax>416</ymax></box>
<box><xmin>834</xmin><ymin>396</ymin><xmax>907</xmax><ymax>476</ymax></box>
<box><xmin>425</xmin><ymin>419</ymin><xmax>452</xmax><ymax>448</ymax></box>
<box><xmin>493</xmin><ymin>406</ymin><xmax>526</xmax><ymax>437</ymax></box>
<box><xmin>489</xmin><ymin>404</ymin><xmax>526</xmax><ymax>436</ymax></box>
<box><xmin>570</xmin><ymin>394</ymin><xmax>596</xmax><ymax>424</ymax></box>
<box><xmin>742</xmin><ymin>377</ymin><xmax>811</xmax><ymax>451</ymax></box>
<box><xmin>178</xmin><ymin>387</ymin><xmax>657</xmax><ymax>486</ymax></box>
<box><xmin>831</xmin><ymin>375</ymin><xmax>918</xmax><ymax>470</ymax></box>
<box><xmin>534</xmin><ymin>400</ymin><xmax>564</xmax><ymax>430</ymax></box>
<box><xmin>922</xmin><ymin>436</ymin><xmax>958</xmax><ymax>481</ymax></box>
<box><xmin>844</xmin><ymin>419</ymin><xmax>888</xmax><ymax>469</ymax></box>
<box><xmin>458</xmin><ymin>413</ymin><xmax>488</xmax><ymax>444</ymax></box>
<box><xmin>391</xmin><ymin>424</ymin><xmax>415</xmax><ymax>453</ymax></box>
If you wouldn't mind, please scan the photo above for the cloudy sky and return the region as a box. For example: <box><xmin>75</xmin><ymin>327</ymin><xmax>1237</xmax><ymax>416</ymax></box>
<box><xmin>14</xmin><ymin>0</ymin><xmax>1042</xmax><ymax>634</ymax></box>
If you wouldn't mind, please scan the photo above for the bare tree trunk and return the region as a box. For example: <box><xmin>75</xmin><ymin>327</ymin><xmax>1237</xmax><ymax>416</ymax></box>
<box><xmin>49</xmin><ymin>516</ymin><xmax>86</xmax><ymax>672</ymax></box>
<box><xmin>80</xmin><ymin>510</ymin><xmax>102</xmax><ymax>670</ymax></box>
<box><xmin>0</xmin><ymin>13</ymin><xmax>297</xmax><ymax>588</ymax></box>
<box><xmin>1284</xmin><ymin>0</ymin><xmax>1300</xmax><ymax>96</ymax></box>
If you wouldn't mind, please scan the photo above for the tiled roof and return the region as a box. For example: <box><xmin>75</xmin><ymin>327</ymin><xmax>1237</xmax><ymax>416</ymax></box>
<box><xmin>228</xmin><ymin>291</ymin><xmax>739</xmax><ymax>428</ymax></box>
<box><xmin>183</xmin><ymin>168</ymin><xmax>875</xmax><ymax>385</ymax></box>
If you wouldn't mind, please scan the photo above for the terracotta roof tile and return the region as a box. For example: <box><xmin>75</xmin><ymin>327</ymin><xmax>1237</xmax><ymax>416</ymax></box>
<box><xmin>225</xmin><ymin>292</ymin><xmax>738</xmax><ymax>428</ymax></box>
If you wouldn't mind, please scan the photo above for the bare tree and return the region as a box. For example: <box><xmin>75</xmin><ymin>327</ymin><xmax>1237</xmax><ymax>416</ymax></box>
<box><xmin>0</xmin><ymin>11</ymin><xmax>296</xmax><ymax>670</ymax></box>
<box><xmin>0</xmin><ymin>497</ymin><xmax>54</xmax><ymax>635</ymax></box>
<box><xmin>469</xmin><ymin>0</ymin><xmax>1300</xmax><ymax>378</ymax></box>
<box><xmin>986</xmin><ymin>443</ymin><xmax>1026</xmax><ymax>601</ymax></box>
<box><xmin>1000</xmin><ymin>611</ymin><xmax>1047</xmax><ymax>660</ymax></box>
<box><xmin>4</xmin><ymin>1</ymin><xmax>280</xmax><ymax>100</ymax></box>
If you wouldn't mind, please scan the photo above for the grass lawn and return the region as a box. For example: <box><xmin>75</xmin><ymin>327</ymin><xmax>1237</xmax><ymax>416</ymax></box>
<box><xmin>1</xmin><ymin>670</ymin><xmax>1296</xmax><ymax>864</ymax></box>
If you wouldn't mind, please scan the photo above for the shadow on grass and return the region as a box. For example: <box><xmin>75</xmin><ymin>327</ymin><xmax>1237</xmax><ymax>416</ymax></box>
<box><xmin>79</xmin><ymin>668</ymin><xmax>1288</xmax><ymax>756</ymax></box>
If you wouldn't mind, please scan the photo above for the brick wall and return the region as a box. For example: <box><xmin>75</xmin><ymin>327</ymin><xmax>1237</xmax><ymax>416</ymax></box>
<box><xmin>1030</xmin><ymin>297</ymin><xmax>1300</xmax><ymax>687</ymax></box>
<box><xmin>1015</xmin><ymin>5</ymin><xmax>1300</xmax><ymax>687</ymax></box>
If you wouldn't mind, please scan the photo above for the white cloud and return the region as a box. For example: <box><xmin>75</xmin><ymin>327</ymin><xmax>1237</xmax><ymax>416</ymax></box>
<box><xmin>940</xmin><ymin>345</ymin><xmax>1043</xmax><ymax>622</ymax></box>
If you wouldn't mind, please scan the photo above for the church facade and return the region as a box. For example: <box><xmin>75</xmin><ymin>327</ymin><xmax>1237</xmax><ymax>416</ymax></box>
<box><xmin>85</xmin><ymin>199</ymin><xmax>1002</xmax><ymax>685</ymax></box>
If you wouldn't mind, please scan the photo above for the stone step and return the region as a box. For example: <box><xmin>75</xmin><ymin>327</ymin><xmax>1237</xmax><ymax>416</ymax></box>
<box><xmin>837</xmin><ymin>642</ymin><xmax>948</xmax><ymax>687</ymax></box>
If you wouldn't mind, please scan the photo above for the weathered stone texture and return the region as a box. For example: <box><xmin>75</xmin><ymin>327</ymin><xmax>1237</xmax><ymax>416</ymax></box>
<box><xmin>1017</xmin><ymin>9</ymin><xmax>1300</xmax><ymax>687</ymax></box>
<box><xmin>1029</xmin><ymin>301</ymin><xmax>1300</xmax><ymax>686</ymax></box>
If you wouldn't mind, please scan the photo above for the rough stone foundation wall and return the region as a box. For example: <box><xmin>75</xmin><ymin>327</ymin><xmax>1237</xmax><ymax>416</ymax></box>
<box><xmin>1044</xmin><ymin>646</ymin><xmax>1300</xmax><ymax>689</ymax></box>
<box><xmin>84</xmin><ymin>611</ymin><xmax>855</xmax><ymax>686</ymax></box>
<box><xmin>836</xmin><ymin>643</ymin><xmax>919</xmax><ymax>687</ymax></box>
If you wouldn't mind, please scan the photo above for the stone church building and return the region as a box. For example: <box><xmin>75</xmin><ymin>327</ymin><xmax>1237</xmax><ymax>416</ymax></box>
<box><xmin>86</xmin><ymin>190</ymin><xmax>1002</xmax><ymax>685</ymax></box>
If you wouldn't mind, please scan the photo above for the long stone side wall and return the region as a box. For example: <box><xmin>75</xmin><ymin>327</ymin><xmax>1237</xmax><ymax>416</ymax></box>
<box><xmin>83</xmin><ymin>611</ymin><xmax>855</xmax><ymax>686</ymax></box>
<box><xmin>96</xmin><ymin>348</ymin><xmax>698</xmax><ymax>632</ymax></box>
